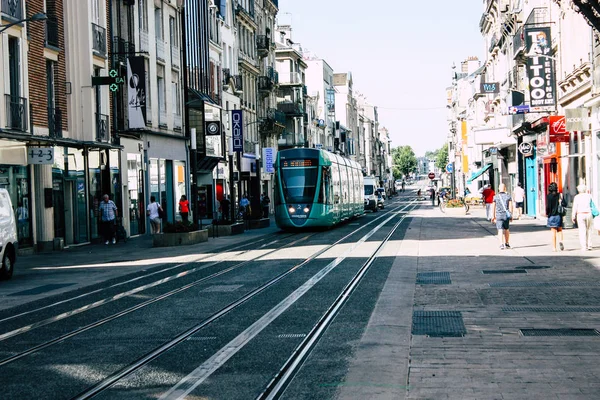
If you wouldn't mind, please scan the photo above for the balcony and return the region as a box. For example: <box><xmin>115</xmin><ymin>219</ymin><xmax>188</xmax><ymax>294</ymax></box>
<box><xmin>140</xmin><ymin>30</ymin><xmax>150</xmax><ymax>53</ymax></box>
<box><xmin>112</xmin><ymin>36</ymin><xmax>136</xmax><ymax>62</ymax></box>
<box><xmin>257</xmin><ymin>35</ymin><xmax>270</xmax><ymax>57</ymax></box>
<box><xmin>1</xmin><ymin>0</ymin><xmax>22</xmax><ymax>20</ymax></box>
<box><xmin>277</xmin><ymin>101</ymin><xmax>303</xmax><ymax>116</ymax></box>
<box><xmin>45</xmin><ymin>16</ymin><xmax>59</xmax><ymax>48</ymax></box>
<box><xmin>48</xmin><ymin>107</ymin><xmax>62</xmax><ymax>138</ymax></box>
<box><xmin>92</xmin><ymin>23</ymin><xmax>107</xmax><ymax>57</ymax></box>
<box><xmin>526</xmin><ymin>7</ymin><xmax>549</xmax><ymax>26</ymax></box>
<box><xmin>258</xmin><ymin>76</ymin><xmax>274</xmax><ymax>95</ymax></box>
<box><xmin>156</xmin><ymin>39</ymin><xmax>166</xmax><ymax>62</ymax></box>
<box><xmin>278</xmin><ymin>132</ymin><xmax>307</xmax><ymax>149</ymax></box>
<box><xmin>5</xmin><ymin>95</ymin><xmax>28</xmax><ymax>132</ymax></box>
<box><xmin>512</xmin><ymin>25</ymin><xmax>524</xmax><ymax>59</ymax></box>
<box><xmin>96</xmin><ymin>113</ymin><xmax>109</xmax><ymax>142</ymax></box>
<box><xmin>267</xmin><ymin>66</ymin><xmax>278</xmax><ymax>84</ymax></box>
<box><xmin>223</xmin><ymin>68</ymin><xmax>231</xmax><ymax>88</ymax></box>
<box><xmin>235</xmin><ymin>0</ymin><xmax>255</xmax><ymax>19</ymax></box>
<box><xmin>278</xmin><ymin>71</ymin><xmax>302</xmax><ymax>86</ymax></box>
<box><xmin>238</xmin><ymin>49</ymin><xmax>257</xmax><ymax>68</ymax></box>
<box><xmin>171</xmin><ymin>46</ymin><xmax>180</xmax><ymax>69</ymax></box>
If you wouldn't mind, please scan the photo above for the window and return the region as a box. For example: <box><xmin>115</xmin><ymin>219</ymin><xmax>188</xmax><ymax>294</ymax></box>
<box><xmin>172</xmin><ymin>79</ymin><xmax>180</xmax><ymax>115</ymax></box>
<box><xmin>169</xmin><ymin>16</ymin><xmax>178</xmax><ymax>48</ymax></box>
<box><xmin>155</xmin><ymin>8</ymin><xmax>162</xmax><ymax>41</ymax></box>
<box><xmin>139</xmin><ymin>0</ymin><xmax>148</xmax><ymax>31</ymax></box>
<box><xmin>92</xmin><ymin>0</ymin><xmax>100</xmax><ymax>24</ymax></box>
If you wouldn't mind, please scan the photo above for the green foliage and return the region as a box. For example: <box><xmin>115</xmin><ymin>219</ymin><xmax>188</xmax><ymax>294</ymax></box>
<box><xmin>163</xmin><ymin>221</ymin><xmax>199</xmax><ymax>233</ymax></box>
<box><xmin>392</xmin><ymin>146</ymin><xmax>417</xmax><ymax>178</ymax></box>
<box><xmin>436</xmin><ymin>144</ymin><xmax>449</xmax><ymax>171</ymax></box>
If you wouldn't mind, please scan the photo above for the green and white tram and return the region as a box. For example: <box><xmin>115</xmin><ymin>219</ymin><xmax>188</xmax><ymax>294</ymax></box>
<box><xmin>274</xmin><ymin>148</ymin><xmax>364</xmax><ymax>229</ymax></box>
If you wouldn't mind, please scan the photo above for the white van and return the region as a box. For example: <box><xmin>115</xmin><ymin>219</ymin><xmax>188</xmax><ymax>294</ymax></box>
<box><xmin>364</xmin><ymin>177</ymin><xmax>378</xmax><ymax>212</ymax></box>
<box><xmin>0</xmin><ymin>189</ymin><xmax>18</xmax><ymax>280</ymax></box>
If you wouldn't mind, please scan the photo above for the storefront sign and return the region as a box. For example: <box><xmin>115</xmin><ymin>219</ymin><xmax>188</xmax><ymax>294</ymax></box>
<box><xmin>231</xmin><ymin>110</ymin><xmax>243</xmax><ymax>153</ymax></box>
<box><xmin>549</xmin><ymin>116</ymin><xmax>569</xmax><ymax>143</ymax></box>
<box><xmin>127</xmin><ymin>56</ymin><xmax>147</xmax><ymax>129</ymax></box>
<box><xmin>565</xmin><ymin>108</ymin><xmax>589</xmax><ymax>132</ymax></box>
<box><xmin>262</xmin><ymin>147</ymin><xmax>275</xmax><ymax>173</ymax></box>
<box><xmin>508</xmin><ymin>105</ymin><xmax>530</xmax><ymax>115</ymax></box>
<box><xmin>518</xmin><ymin>142</ymin><xmax>533</xmax><ymax>156</ymax></box>
<box><xmin>525</xmin><ymin>27</ymin><xmax>556</xmax><ymax>109</ymax></box>
<box><xmin>27</xmin><ymin>147</ymin><xmax>54</xmax><ymax>164</ymax></box>
<box><xmin>205</xmin><ymin>121</ymin><xmax>221</xmax><ymax>136</ymax></box>
<box><xmin>480</xmin><ymin>82</ymin><xmax>500</xmax><ymax>94</ymax></box>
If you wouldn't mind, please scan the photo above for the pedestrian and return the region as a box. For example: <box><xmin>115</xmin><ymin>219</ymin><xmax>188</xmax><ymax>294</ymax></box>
<box><xmin>482</xmin><ymin>184</ymin><xmax>495</xmax><ymax>221</ymax></box>
<box><xmin>513</xmin><ymin>182</ymin><xmax>525</xmax><ymax>219</ymax></box>
<box><xmin>99</xmin><ymin>194</ymin><xmax>118</xmax><ymax>245</ymax></box>
<box><xmin>15</xmin><ymin>201</ymin><xmax>28</xmax><ymax>241</ymax></box>
<box><xmin>571</xmin><ymin>184</ymin><xmax>594</xmax><ymax>251</ymax></box>
<box><xmin>240</xmin><ymin>194</ymin><xmax>250</xmax><ymax>219</ymax></box>
<box><xmin>178</xmin><ymin>195</ymin><xmax>189</xmax><ymax>223</ymax></box>
<box><xmin>221</xmin><ymin>195</ymin><xmax>231</xmax><ymax>222</ymax></box>
<box><xmin>429</xmin><ymin>186</ymin><xmax>436</xmax><ymax>206</ymax></box>
<box><xmin>147</xmin><ymin>195</ymin><xmax>163</xmax><ymax>234</ymax></box>
<box><xmin>546</xmin><ymin>182</ymin><xmax>565</xmax><ymax>252</ymax></box>
<box><xmin>261</xmin><ymin>192</ymin><xmax>270</xmax><ymax>218</ymax></box>
<box><xmin>491</xmin><ymin>183</ymin><xmax>513</xmax><ymax>250</ymax></box>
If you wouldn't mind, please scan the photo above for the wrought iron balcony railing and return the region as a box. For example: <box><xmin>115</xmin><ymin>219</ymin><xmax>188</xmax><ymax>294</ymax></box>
<box><xmin>46</xmin><ymin>16</ymin><xmax>59</xmax><ymax>48</ymax></box>
<box><xmin>258</xmin><ymin>76</ymin><xmax>274</xmax><ymax>93</ymax></box>
<box><xmin>171</xmin><ymin>46</ymin><xmax>180</xmax><ymax>68</ymax></box>
<box><xmin>1</xmin><ymin>0</ymin><xmax>23</xmax><ymax>20</ymax></box>
<box><xmin>513</xmin><ymin>25</ymin><xmax>524</xmax><ymax>59</ymax></box>
<box><xmin>234</xmin><ymin>75</ymin><xmax>243</xmax><ymax>92</ymax></box>
<box><xmin>156</xmin><ymin>39</ymin><xmax>166</xmax><ymax>62</ymax></box>
<box><xmin>277</xmin><ymin>101</ymin><xmax>303</xmax><ymax>116</ymax></box>
<box><xmin>4</xmin><ymin>95</ymin><xmax>28</xmax><ymax>132</ymax></box>
<box><xmin>112</xmin><ymin>36</ymin><xmax>136</xmax><ymax>62</ymax></box>
<box><xmin>48</xmin><ymin>107</ymin><xmax>62</xmax><ymax>138</ymax></box>
<box><xmin>257</xmin><ymin>35</ymin><xmax>269</xmax><ymax>56</ymax></box>
<box><xmin>278</xmin><ymin>72</ymin><xmax>302</xmax><ymax>86</ymax></box>
<box><xmin>96</xmin><ymin>113</ymin><xmax>109</xmax><ymax>142</ymax></box>
<box><xmin>140</xmin><ymin>30</ymin><xmax>150</xmax><ymax>53</ymax></box>
<box><xmin>92</xmin><ymin>23</ymin><xmax>107</xmax><ymax>57</ymax></box>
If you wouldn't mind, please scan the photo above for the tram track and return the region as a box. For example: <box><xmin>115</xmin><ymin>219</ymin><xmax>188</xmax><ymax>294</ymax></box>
<box><xmin>69</xmin><ymin>200</ymin><xmax>417</xmax><ymax>399</ymax></box>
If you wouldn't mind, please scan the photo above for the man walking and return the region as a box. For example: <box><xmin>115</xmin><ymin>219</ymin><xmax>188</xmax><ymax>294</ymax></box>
<box><xmin>513</xmin><ymin>182</ymin><xmax>525</xmax><ymax>219</ymax></box>
<box><xmin>99</xmin><ymin>194</ymin><xmax>118</xmax><ymax>244</ymax></box>
<box><xmin>482</xmin><ymin>184</ymin><xmax>495</xmax><ymax>221</ymax></box>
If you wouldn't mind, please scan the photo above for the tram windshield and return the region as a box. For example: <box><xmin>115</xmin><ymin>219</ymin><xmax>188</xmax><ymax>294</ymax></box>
<box><xmin>281</xmin><ymin>166</ymin><xmax>318</xmax><ymax>203</ymax></box>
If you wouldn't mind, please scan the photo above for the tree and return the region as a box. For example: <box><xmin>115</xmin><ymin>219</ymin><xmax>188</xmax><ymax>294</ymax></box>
<box><xmin>435</xmin><ymin>143</ymin><xmax>449</xmax><ymax>171</ymax></box>
<box><xmin>392</xmin><ymin>146</ymin><xmax>417</xmax><ymax>178</ymax></box>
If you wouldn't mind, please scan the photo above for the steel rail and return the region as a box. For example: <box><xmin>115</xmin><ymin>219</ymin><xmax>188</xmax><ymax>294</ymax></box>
<box><xmin>70</xmin><ymin>201</ymin><xmax>416</xmax><ymax>400</ymax></box>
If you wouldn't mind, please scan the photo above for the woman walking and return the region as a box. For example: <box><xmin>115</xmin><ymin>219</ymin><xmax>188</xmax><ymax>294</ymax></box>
<box><xmin>491</xmin><ymin>183</ymin><xmax>513</xmax><ymax>250</ymax></box>
<box><xmin>179</xmin><ymin>195</ymin><xmax>189</xmax><ymax>223</ymax></box>
<box><xmin>572</xmin><ymin>184</ymin><xmax>594</xmax><ymax>251</ymax></box>
<box><xmin>546</xmin><ymin>182</ymin><xmax>565</xmax><ymax>252</ymax></box>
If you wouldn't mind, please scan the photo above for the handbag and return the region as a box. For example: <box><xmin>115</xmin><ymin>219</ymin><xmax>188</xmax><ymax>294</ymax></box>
<box><xmin>498</xmin><ymin>194</ymin><xmax>511</xmax><ymax>219</ymax></box>
<box><xmin>591</xmin><ymin>199</ymin><xmax>600</xmax><ymax>218</ymax></box>
<box><xmin>557</xmin><ymin>194</ymin><xmax>566</xmax><ymax>216</ymax></box>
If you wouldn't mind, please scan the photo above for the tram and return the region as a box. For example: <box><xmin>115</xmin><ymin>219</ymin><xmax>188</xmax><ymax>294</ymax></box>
<box><xmin>274</xmin><ymin>148</ymin><xmax>364</xmax><ymax>229</ymax></box>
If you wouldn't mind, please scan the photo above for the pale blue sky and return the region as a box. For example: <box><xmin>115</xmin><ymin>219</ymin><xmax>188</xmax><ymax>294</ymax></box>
<box><xmin>278</xmin><ymin>0</ymin><xmax>484</xmax><ymax>157</ymax></box>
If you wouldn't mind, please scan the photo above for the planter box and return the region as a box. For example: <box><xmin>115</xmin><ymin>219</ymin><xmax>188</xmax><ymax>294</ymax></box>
<box><xmin>152</xmin><ymin>229</ymin><xmax>208</xmax><ymax>247</ymax></box>
<box><xmin>207</xmin><ymin>222</ymin><xmax>245</xmax><ymax>236</ymax></box>
<box><xmin>444</xmin><ymin>206</ymin><xmax>468</xmax><ymax>216</ymax></box>
<box><xmin>249</xmin><ymin>218</ymin><xmax>270</xmax><ymax>229</ymax></box>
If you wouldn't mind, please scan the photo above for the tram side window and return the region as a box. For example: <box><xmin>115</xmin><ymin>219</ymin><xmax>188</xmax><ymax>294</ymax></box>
<box><xmin>318</xmin><ymin>166</ymin><xmax>331</xmax><ymax>204</ymax></box>
<box><xmin>274</xmin><ymin>171</ymin><xmax>281</xmax><ymax>206</ymax></box>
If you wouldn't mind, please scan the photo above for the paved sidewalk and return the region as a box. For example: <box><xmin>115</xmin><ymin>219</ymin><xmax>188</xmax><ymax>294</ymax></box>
<box><xmin>340</xmin><ymin>201</ymin><xmax>600</xmax><ymax>399</ymax></box>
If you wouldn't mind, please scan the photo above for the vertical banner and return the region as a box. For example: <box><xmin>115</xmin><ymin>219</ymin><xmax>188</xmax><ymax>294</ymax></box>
<box><xmin>127</xmin><ymin>57</ymin><xmax>147</xmax><ymax>129</ymax></box>
<box><xmin>263</xmin><ymin>147</ymin><xmax>275</xmax><ymax>173</ymax></box>
<box><xmin>524</xmin><ymin>27</ymin><xmax>556</xmax><ymax>109</ymax></box>
<box><xmin>232</xmin><ymin>110</ymin><xmax>243</xmax><ymax>153</ymax></box>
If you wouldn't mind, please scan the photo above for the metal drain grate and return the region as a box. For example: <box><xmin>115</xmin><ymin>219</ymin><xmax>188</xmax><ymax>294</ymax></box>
<box><xmin>482</xmin><ymin>269</ymin><xmax>527</xmax><ymax>274</ymax></box>
<box><xmin>504</xmin><ymin>306</ymin><xmax>600</xmax><ymax>312</ymax></box>
<box><xmin>520</xmin><ymin>329</ymin><xmax>600</xmax><ymax>337</ymax></box>
<box><xmin>412</xmin><ymin>311</ymin><xmax>466</xmax><ymax>337</ymax></box>
<box><xmin>277</xmin><ymin>333</ymin><xmax>307</xmax><ymax>338</ymax></box>
<box><xmin>514</xmin><ymin>265</ymin><xmax>551</xmax><ymax>270</ymax></box>
<box><xmin>490</xmin><ymin>281</ymin><xmax>600</xmax><ymax>288</ymax></box>
<box><xmin>416</xmin><ymin>272</ymin><xmax>451</xmax><ymax>285</ymax></box>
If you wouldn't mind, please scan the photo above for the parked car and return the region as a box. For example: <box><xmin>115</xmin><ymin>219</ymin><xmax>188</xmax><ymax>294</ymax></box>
<box><xmin>0</xmin><ymin>188</ymin><xmax>17</xmax><ymax>280</ymax></box>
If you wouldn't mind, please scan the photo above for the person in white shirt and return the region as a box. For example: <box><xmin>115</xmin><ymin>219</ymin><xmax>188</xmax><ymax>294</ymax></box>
<box><xmin>146</xmin><ymin>196</ymin><xmax>162</xmax><ymax>234</ymax></box>
<box><xmin>513</xmin><ymin>182</ymin><xmax>525</xmax><ymax>219</ymax></box>
<box><xmin>571</xmin><ymin>184</ymin><xmax>594</xmax><ymax>251</ymax></box>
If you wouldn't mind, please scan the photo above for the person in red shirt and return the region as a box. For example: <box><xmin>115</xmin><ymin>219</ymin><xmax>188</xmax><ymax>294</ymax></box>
<box><xmin>482</xmin><ymin>184</ymin><xmax>495</xmax><ymax>221</ymax></box>
<box><xmin>179</xmin><ymin>195</ymin><xmax>190</xmax><ymax>223</ymax></box>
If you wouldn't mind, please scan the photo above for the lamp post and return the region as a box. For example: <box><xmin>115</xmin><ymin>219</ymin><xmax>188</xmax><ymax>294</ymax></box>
<box><xmin>0</xmin><ymin>12</ymin><xmax>47</xmax><ymax>34</ymax></box>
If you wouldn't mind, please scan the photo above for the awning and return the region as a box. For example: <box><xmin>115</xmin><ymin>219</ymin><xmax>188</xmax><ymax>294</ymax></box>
<box><xmin>467</xmin><ymin>163</ymin><xmax>493</xmax><ymax>184</ymax></box>
<box><xmin>197</xmin><ymin>156</ymin><xmax>223</xmax><ymax>173</ymax></box>
<box><xmin>187</xmin><ymin>88</ymin><xmax>218</xmax><ymax>108</ymax></box>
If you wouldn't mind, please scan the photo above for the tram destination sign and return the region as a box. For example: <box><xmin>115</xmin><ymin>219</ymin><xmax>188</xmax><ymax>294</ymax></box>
<box><xmin>282</xmin><ymin>159</ymin><xmax>317</xmax><ymax>167</ymax></box>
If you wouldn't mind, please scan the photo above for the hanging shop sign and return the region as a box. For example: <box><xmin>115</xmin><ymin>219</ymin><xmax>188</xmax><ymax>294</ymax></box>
<box><xmin>518</xmin><ymin>142</ymin><xmax>533</xmax><ymax>157</ymax></box>
<box><xmin>127</xmin><ymin>57</ymin><xmax>147</xmax><ymax>129</ymax></box>
<box><xmin>480</xmin><ymin>82</ymin><xmax>500</xmax><ymax>94</ymax></box>
<box><xmin>525</xmin><ymin>27</ymin><xmax>556</xmax><ymax>110</ymax></box>
<box><xmin>565</xmin><ymin>108</ymin><xmax>589</xmax><ymax>132</ymax></box>
<box><xmin>549</xmin><ymin>116</ymin><xmax>569</xmax><ymax>143</ymax></box>
<box><xmin>262</xmin><ymin>147</ymin><xmax>275</xmax><ymax>173</ymax></box>
<box><xmin>205</xmin><ymin>121</ymin><xmax>221</xmax><ymax>136</ymax></box>
<box><xmin>231</xmin><ymin>110</ymin><xmax>244</xmax><ymax>153</ymax></box>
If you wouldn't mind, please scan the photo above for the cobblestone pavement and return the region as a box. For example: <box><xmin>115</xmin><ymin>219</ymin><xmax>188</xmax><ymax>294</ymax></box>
<box><xmin>340</xmin><ymin>202</ymin><xmax>600</xmax><ymax>400</ymax></box>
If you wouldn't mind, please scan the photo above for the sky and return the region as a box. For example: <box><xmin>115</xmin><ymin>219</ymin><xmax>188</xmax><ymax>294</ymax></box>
<box><xmin>277</xmin><ymin>0</ymin><xmax>484</xmax><ymax>157</ymax></box>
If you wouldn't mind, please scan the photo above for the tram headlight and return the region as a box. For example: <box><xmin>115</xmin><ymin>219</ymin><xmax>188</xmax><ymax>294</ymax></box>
<box><xmin>303</xmin><ymin>207</ymin><xmax>310</xmax><ymax>213</ymax></box>
<box><xmin>289</xmin><ymin>207</ymin><xmax>296</xmax><ymax>213</ymax></box>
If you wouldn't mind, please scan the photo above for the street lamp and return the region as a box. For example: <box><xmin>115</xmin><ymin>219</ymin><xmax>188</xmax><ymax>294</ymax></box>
<box><xmin>0</xmin><ymin>12</ymin><xmax>47</xmax><ymax>34</ymax></box>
